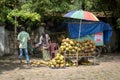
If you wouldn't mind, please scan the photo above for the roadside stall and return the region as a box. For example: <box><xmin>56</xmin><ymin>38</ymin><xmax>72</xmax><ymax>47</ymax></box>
<box><xmin>62</xmin><ymin>20</ymin><xmax>112</xmax><ymax>66</ymax></box>
<box><xmin>30</xmin><ymin>21</ymin><xmax>112</xmax><ymax>68</ymax></box>
<box><xmin>57</xmin><ymin>10</ymin><xmax>112</xmax><ymax>67</ymax></box>
<box><xmin>47</xmin><ymin>22</ymin><xmax>112</xmax><ymax>68</ymax></box>
<box><xmin>30</xmin><ymin>10</ymin><xmax>112</xmax><ymax>68</ymax></box>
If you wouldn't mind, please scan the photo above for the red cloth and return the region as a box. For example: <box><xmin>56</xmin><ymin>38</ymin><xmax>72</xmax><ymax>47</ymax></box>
<box><xmin>50</xmin><ymin>43</ymin><xmax>58</xmax><ymax>59</ymax></box>
<box><xmin>50</xmin><ymin>43</ymin><xmax>57</xmax><ymax>54</ymax></box>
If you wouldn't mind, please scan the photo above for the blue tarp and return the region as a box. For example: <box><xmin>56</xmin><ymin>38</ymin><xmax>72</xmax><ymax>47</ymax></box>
<box><xmin>68</xmin><ymin>21</ymin><xmax>112</xmax><ymax>42</ymax></box>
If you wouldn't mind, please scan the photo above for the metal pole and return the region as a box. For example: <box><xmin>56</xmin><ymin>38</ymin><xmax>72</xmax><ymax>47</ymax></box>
<box><xmin>78</xmin><ymin>19</ymin><xmax>82</xmax><ymax>40</ymax></box>
<box><xmin>76</xmin><ymin>20</ymin><xmax>82</xmax><ymax>67</ymax></box>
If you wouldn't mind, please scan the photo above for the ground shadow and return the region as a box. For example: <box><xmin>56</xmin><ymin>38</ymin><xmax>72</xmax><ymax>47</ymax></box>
<box><xmin>0</xmin><ymin>53</ymin><xmax>120</xmax><ymax>74</ymax></box>
<box><xmin>0</xmin><ymin>54</ymin><xmax>40</xmax><ymax>74</ymax></box>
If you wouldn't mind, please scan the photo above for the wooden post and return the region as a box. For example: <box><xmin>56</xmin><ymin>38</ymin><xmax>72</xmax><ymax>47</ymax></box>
<box><xmin>76</xmin><ymin>51</ymin><xmax>79</xmax><ymax>67</ymax></box>
<box><xmin>64</xmin><ymin>51</ymin><xmax>66</xmax><ymax>68</ymax></box>
<box><xmin>14</xmin><ymin>0</ymin><xmax>17</xmax><ymax>50</ymax></box>
<box><xmin>14</xmin><ymin>17</ymin><xmax>17</xmax><ymax>49</ymax></box>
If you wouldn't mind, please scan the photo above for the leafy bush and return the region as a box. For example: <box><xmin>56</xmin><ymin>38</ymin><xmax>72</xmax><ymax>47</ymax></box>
<box><xmin>117</xmin><ymin>18</ymin><xmax>120</xmax><ymax>28</ymax></box>
<box><xmin>7</xmin><ymin>3</ymin><xmax>41</xmax><ymax>26</ymax></box>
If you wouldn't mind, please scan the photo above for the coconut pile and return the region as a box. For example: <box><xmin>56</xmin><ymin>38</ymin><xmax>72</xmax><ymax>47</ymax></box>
<box><xmin>59</xmin><ymin>38</ymin><xmax>96</xmax><ymax>56</ymax></box>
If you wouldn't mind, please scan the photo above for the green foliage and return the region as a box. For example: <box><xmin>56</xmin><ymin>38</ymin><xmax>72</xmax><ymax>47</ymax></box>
<box><xmin>32</xmin><ymin>0</ymin><xmax>76</xmax><ymax>15</ymax></box>
<box><xmin>1</xmin><ymin>0</ymin><xmax>120</xmax><ymax>28</ymax></box>
<box><xmin>117</xmin><ymin>18</ymin><xmax>120</xmax><ymax>29</ymax></box>
<box><xmin>0</xmin><ymin>0</ymin><xmax>14</xmax><ymax>23</ymax></box>
<box><xmin>7</xmin><ymin>3</ymin><xmax>41</xmax><ymax>26</ymax></box>
<box><xmin>85</xmin><ymin>1</ymin><xmax>93</xmax><ymax>10</ymax></box>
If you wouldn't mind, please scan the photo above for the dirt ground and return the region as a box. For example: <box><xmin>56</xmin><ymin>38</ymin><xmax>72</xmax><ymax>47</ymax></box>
<box><xmin>0</xmin><ymin>53</ymin><xmax>120</xmax><ymax>80</ymax></box>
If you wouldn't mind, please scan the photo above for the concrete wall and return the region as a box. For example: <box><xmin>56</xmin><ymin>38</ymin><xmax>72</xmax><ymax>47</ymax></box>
<box><xmin>0</xmin><ymin>26</ymin><xmax>45</xmax><ymax>56</ymax></box>
<box><xmin>0</xmin><ymin>26</ymin><xmax>15</xmax><ymax>56</ymax></box>
<box><xmin>0</xmin><ymin>26</ymin><xmax>5</xmax><ymax>56</ymax></box>
<box><xmin>4</xmin><ymin>30</ymin><xmax>15</xmax><ymax>55</ymax></box>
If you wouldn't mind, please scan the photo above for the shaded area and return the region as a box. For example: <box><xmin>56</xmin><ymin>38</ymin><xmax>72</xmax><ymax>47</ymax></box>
<box><xmin>0</xmin><ymin>55</ymin><xmax>33</xmax><ymax>74</ymax></box>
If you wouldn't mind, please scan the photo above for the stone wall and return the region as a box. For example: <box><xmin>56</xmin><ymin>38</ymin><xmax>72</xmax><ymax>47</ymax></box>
<box><xmin>0</xmin><ymin>26</ymin><xmax>5</xmax><ymax>56</ymax></box>
<box><xmin>2</xmin><ymin>27</ymin><xmax>40</xmax><ymax>56</ymax></box>
<box><xmin>4</xmin><ymin>30</ymin><xmax>15</xmax><ymax>55</ymax></box>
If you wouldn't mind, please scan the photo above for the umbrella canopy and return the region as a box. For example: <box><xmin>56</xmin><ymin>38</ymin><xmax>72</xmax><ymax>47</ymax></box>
<box><xmin>63</xmin><ymin>10</ymin><xmax>99</xmax><ymax>67</ymax></box>
<box><xmin>63</xmin><ymin>9</ymin><xmax>100</xmax><ymax>40</ymax></box>
<box><xmin>64</xmin><ymin>10</ymin><xmax>99</xmax><ymax>21</ymax></box>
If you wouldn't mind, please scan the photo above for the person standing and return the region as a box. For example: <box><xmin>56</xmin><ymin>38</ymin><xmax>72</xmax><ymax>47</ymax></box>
<box><xmin>17</xmin><ymin>27</ymin><xmax>30</xmax><ymax>65</ymax></box>
<box><xmin>36</xmin><ymin>31</ymin><xmax>51</xmax><ymax>61</ymax></box>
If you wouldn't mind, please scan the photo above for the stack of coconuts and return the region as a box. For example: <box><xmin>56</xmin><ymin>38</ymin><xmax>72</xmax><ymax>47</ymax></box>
<box><xmin>48</xmin><ymin>53</ymin><xmax>76</xmax><ymax>68</ymax></box>
<box><xmin>31</xmin><ymin>60</ymin><xmax>48</xmax><ymax>67</ymax></box>
<box><xmin>48</xmin><ymin>53</ymin><xmax>65</xmax><ymax>68</ymax></box>
<box><xmin>59</xmin><ymin>38</ymin><xmax>96</xmax><ymax>57</ymax></box>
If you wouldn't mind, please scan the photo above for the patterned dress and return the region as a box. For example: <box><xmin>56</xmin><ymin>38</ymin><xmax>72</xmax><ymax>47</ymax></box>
<box><xmin>39</xmin><ymin>34</ymin><xmax>50</xmax><ymax>61</ymax></box>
